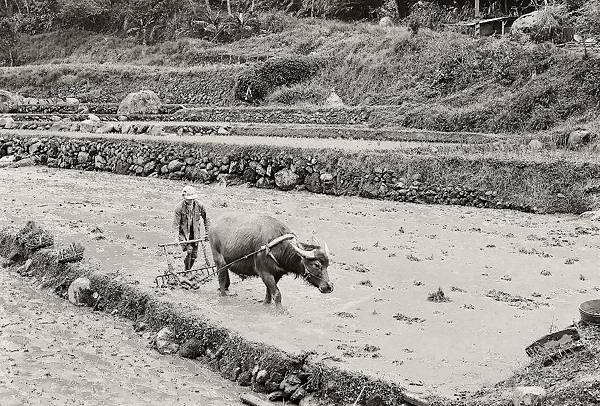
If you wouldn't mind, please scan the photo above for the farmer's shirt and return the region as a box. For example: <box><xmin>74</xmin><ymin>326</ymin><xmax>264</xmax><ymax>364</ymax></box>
<box><xmin>174</xmin><ymin>199</ymin><xmax>208</xmax><ymax>242</ymax></box>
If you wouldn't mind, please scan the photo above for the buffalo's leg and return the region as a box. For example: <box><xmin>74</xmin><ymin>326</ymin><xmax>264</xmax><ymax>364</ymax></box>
<box><xmin>259</xmin><ymin>272</ymin><xmax>282</xmax><ymax>309</ymax></box>
<box><xmin>213</xmin><ymin>251</ymin><xmax>231</xmax><ymax>296</ymax></box>
<box><xmin>263</xmin><ymin>286</ymin><xmax>272</xmax><ymax>305</ymax></box>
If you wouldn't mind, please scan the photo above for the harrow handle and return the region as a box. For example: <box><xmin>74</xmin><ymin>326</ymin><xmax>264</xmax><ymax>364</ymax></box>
<box><xmin>158</xmin><ymin>238</ymin><xmax>206</xmax><ymax>247</ymax></box>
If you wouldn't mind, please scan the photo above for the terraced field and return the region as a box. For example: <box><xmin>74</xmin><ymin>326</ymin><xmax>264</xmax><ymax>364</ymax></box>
<box><xmin>1</xmin><ymin>166</ymin><xmax>599</xmax><ymax>401</ymax></box>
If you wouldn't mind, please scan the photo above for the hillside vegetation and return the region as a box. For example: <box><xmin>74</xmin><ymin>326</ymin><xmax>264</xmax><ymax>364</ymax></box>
<box><xmin>1</xmin><ymin>1</ymin><xmax>599</xmax><ymax>135</ymax></box>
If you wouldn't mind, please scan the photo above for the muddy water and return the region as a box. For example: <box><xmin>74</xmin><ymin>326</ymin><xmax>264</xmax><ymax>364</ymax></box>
<box><xmin>1</xmin><ymin>167</ymin><xmax>599</xmax><ymax>399</ymax></box>
<box><xmin>0</xmin><ymin>267</ymin><xmax>242</xmax><ymax>406</ymax></box>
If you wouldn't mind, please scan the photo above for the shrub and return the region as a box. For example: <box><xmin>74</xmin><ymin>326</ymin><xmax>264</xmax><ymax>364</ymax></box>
<box><xmin>234</xmin><ymin>55</ymin><xmax>320</xmax><ymax>103</ymax></box>
<box><xmin>298</xmin><ymin>0</ymin><xmax>385</xmax><ymax>20</ymax></box>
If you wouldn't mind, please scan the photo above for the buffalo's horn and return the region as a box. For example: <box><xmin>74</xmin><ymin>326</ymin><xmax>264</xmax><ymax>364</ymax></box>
<box><xmin>315</xmin><ymin>238</ymin><xmax>330</xmax><ymax>258</ymax></box>
<box><xmin>290</xmin><ymin>240</ymin><xmax>317</xmax><ymax>259</ymax></box>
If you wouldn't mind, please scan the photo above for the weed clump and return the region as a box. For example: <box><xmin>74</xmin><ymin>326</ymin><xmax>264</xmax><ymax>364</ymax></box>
<box><xmin>428</xmin><ymin>287</ymin><xmax>450</xmax><ymax>303</ymax></box>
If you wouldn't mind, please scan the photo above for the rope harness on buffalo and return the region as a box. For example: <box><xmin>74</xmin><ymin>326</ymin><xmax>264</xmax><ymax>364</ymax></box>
<box><xmin>155</xmin><ymin>233</ymin><xmax>299</xmax><ymax>289</ymax></box>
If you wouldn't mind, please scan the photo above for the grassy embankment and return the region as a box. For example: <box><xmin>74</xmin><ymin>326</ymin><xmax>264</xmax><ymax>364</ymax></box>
<box><xmin>2</xmin><ymin>17</ymin><xmax>599</xmax><ymax>135</ymax></box>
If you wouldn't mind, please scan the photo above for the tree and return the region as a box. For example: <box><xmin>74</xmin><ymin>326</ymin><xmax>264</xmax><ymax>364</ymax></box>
<box><xmin>0</xmin><ymin>19</ymin><xmax>17</xmax><ymax>66</ymax></box>
<box><xmin>57</xmin><ymin>0</ymin><xmax>108</xmax><ymax>29</ymax></box>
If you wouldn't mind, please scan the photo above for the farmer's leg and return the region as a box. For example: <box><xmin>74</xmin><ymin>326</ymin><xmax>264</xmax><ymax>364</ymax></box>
<box><xmin>188</xmin><ymin>243</ymin><xmax>198</xmax><ymax>270</ymax></box>
<box><xmin>184</xmin><ymin>244</ymin><xmax>193</xmax><ymax>270</ymax></box>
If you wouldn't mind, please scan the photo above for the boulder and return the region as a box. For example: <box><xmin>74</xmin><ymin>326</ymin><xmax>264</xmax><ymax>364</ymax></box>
<box><xmin>87</xmin><ymin>114</ymin><xmax>101</xmax><ymax>122</ymax></box>
<box><xmin>511</xmin><ymin>9</ymin><xmax>560</xmax><ymax>38</ymax></box>
<box><xmin>9</xmin><ymin>157</ymin><xmax>35</xmax><ymax>168</ymax></box>
<box><xmin>255</xmin><ymin>370</ymin><xmax>269</xmax><ymax>384</ymax></box>
<box><xmin>290</xmin><ymin>387</ymin><xmax>308</xmax><ymax>402</ymax></box>
<box><xmin>528</xmin><ymin>139</ymin><xmax>544</xmax><ymax>150</ymax></box>
<box><xmin>155</xmin><ymin>327</ymin><xmax>180</xmax><ymax>354</ymax></box>
<box><xmin>0</xmin><ymin>116</ymin><xmax>15</xmax><ymax>129</ymax></box>
<box><xmin>67</xmin><ymin>277</ymin><xmax>94</xmax><ymax>306</ymax></box>
<box><xmin>379</xmin><ymin>16</ymin><xmax>393</xmax><ymax>27</ymax></box>
<box><xmin>325</xmin><ymin>91</ymin><xmax>345</xmax><ymax>107</ymax></box>
<box><xmin>167</xmin><ymin>159</ymin><xmax>184</xmax><ymax>172</ymax></box>
<box><xmin>512</xmin><ymin>386</ymin><xmax>546</xmax><ymax>406</ymax></box>
<box><xmin>77</xmin><ymin>151</ymin><xmax>90</xmax><ymax>164</ymax></box>
<box><xmin>177</xmin><ymin>338</ymin><xmax>204</xmax><ymax>359</ymax></box>
<box><xmin>148</xmin><ymin>125</ymin><xmax>163</xmax><ymax>136</ymax></box>
<box><xmin>50</xmin><ymin>120</ymin><xmax>72</xmax><ymax>132</ymax></box>
<box><xmin>320</xmin><ymin>172</ymin><xmax>334</xmax><ymax>183</ymax></box>
<box><xmin>65</xmin><ymin>97</ymin><xmax>79</xmax><ymax>105</ymax></box>
<box><xmin>143</xmin><ymin>161</ymin><xmax>156</xmax><ymax>175</ymax></box>
<box><xmin>0</xmin><ymin>90</ymin><xmax>20</xmax><ymax>113</ymax></box>
<box><xmin>217</xmin><ymin>126</ymin><xmax>229</xmax><ymax>135</ymax></box>
<box><xmin>28</xmin><ymin>141</ymin><xmax>43</xmax><ymax>155</ymax></box>
<box><xmin>118</xmin><ymin>90</ymin><xmax>161</xmax><ymax>115</ymax></box>
<box><xmin>80</xmin><ymin>119</ymin><xmax>101</xmax><ymax>133</ymax></box>
<box><xmin>299</xmin><ymin>395</ymin><xmax>319</xmax><ymax>406</ymax></box>
<box><xmin>96</xmin><ymin>123</ymin><xmax>114</xmax><ymax>134</ymax></box>
<box><xmin>305</xmin><ymin>172</ymin><xmax>322</xmax><ymax>193</ymax></box>
<box><xmin>274</xmin><ymin>169</ymin><xmax>299</xmax><ymax>191</ymax></box>
<box><xmin>95</xmin><ymin>155</ymin><xmax>107</xmax><ymax>169</ymax></box>
<box><xmin>567</xmin><ymin>129</ymin><xmax>594</xmax><ymax>149</ymax></box>
<box><xmin>121</xmin><ymin>123</ymin><xmax>132</xmax><ymax>134</ymax></box>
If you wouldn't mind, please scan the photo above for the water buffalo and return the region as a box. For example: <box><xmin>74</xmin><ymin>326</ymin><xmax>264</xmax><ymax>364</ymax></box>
<box><xmin>208</xmin><ymin>213</ymin><xmax>333</xmax><ymax>308</ymax></box>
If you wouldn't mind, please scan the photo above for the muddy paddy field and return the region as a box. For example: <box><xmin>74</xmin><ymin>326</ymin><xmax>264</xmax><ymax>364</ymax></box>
<box><xmin>1</xmin><ymin>166</ymin><xmax>599</xmax><ymax>400</ymax></box>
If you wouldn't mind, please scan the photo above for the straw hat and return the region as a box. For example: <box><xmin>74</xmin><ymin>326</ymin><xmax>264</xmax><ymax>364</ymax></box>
<box><xmin>182</xmin><ymin>185</ymin><xmax>198</xmax><ymax>200</ymax></box>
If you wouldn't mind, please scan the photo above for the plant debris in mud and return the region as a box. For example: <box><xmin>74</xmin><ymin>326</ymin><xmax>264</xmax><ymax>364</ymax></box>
<box><xmin>393</xmin><ymin>313</ymin><xmax>425</xmax><ymax>324</ymax></box>
<box><xmin>485</xmin><ymin>289</ymin><xmax>547</xmax><ymax>310</ymax></box>
<box><xmin>428</xmin><ymin>287</ymin><xmax>450</xmax><ymax>303</ymax></box>
<box><xmin>334</xmin><ymin>311</ymin><xmax>355</xmax><ymax>318</ymax></box>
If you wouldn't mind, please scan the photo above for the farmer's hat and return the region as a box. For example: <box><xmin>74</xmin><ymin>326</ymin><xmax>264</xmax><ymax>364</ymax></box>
<box><xmin>182</xmin><ymin>185</ymin><xmax>198</xmax><ymax>200</ymax></box>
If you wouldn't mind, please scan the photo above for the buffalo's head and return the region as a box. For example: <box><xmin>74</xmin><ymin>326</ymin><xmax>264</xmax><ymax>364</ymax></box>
<box><xmin>290</xmin><ymin>239</ymin><xmax>333</xmax><ymax>294</ymax></box>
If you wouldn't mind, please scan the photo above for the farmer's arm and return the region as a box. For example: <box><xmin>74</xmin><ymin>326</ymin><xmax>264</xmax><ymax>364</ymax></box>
<box><xmin>173</xmin><ymin>205</ymin><xmax>184</xmax><ymax>241</ymax></box>
<box><xmin>200</xmin><ymin>204</ymin><xmax>209</xmax><ymax>237</ymax></box>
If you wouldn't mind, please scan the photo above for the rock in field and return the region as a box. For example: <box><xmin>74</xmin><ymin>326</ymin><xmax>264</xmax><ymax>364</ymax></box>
<box><xmin>155</xmin><ymin>327</ymin><xmax>180</xmax><ymax>354</ymax></box>
<box><xmin>79</xmin><ymin>119</ymin><xmax>101</xmax><ymax>133</ymax></box>
<box><xmin>275</xmin><ymin>169</ymin><xmax>299</xmax><ymax>191</ymax></box>
<box><xmin>0</xmin><ymin>116</ymin><xmax>15</xmax><ymax>129</ymax></box>
<box><xmin>567</xmin><ymin>129</ymin><xmax>594</xmax><ymax>149</ymax></box>
<box><xmin>512</xmin><ymin>386</ymin><xmax>546</xmax><ymax>406</ymax></box>
<box><xmin>528</xmin><ymin>139</ymin><xmax>543</xmax><ymax>150</ymax></box>
<box><xmin>325</xmin><ymin>91</ymin><xmax>345</xmax><ymax>107</ymax></box>
<box><xmin>0</xmin><ymin>90</ymin><xmax>20</xmax><ymax>113</ymax></box>
<box><xmin>177</xmin><ymin>338</ymin><xmax>204</xmax><ymax>359</ymax></box>
<box><xmin>67</xmin><ymin>276</ymin><xmax>94</xmax><ymax>306</ymax></box>
<box><xmin>118</xmin><ymin>90</ymin><xmax>161</xmax><ymax>115</ymax></box>
<box><xmin>379</xmin><ymin>16</ymin><xmax>394</xmax><ymax>27</ymax></box>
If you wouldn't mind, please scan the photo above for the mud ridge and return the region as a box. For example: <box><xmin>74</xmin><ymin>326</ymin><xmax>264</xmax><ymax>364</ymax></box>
<box><xmin>0</xmin><ymin>222</ymin><xmax>431</xmax><ymax>406</ymax></box>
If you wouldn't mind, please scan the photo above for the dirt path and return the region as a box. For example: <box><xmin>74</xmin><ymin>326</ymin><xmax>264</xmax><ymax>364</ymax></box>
<box><xmin>1</xmin><ymin>129</ymin><xmax>455</xmax><ymax>151</ymax></box>
<box><xmin>0</xmin><ymin>265</ymin><xmax>243</xmax><ymax>406</ymax></box>
<box><xmin>1</xmin><ymin>167</ymin><xmax>599</xmax><ymax>400</ymax></box>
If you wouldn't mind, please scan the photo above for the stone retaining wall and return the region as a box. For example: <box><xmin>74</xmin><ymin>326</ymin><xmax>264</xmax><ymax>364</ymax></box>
<box><xmin>0</xmin><ymin>66</ymin><xmax>240</xmax><ymax>104</ymax></box>
<box><xmin>0</xmin><ymin>224</ymin><xmax>419</xmax><ymax>406</ymax></box>
<box><xmin>16</xmin><ymin>104</ymin><xmax>183</xmax><ymax>115</ymax></box>
<box><xmin>175</xmin><ymin>106</ymin><xmax>371</xmax><ymax>125</ymax></box>
<box><xmin>1</xmin><ymin>133</ymin><xmax>598</xmax><ymax>213</ymax></box>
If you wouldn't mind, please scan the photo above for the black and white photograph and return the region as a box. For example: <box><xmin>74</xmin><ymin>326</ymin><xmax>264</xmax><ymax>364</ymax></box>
<box><xmin>1</xmin><ymin>0</ymin><xmax>599</xmax><ymax>405</ymax></box>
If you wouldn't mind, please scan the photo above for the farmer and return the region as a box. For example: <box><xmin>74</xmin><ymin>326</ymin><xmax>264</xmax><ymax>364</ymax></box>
<box><xmin>174</xmin><ymin>185</ymin><xmax>210</xmax><ymax>271</ymax></box>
